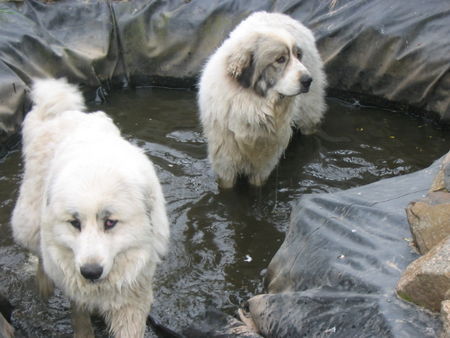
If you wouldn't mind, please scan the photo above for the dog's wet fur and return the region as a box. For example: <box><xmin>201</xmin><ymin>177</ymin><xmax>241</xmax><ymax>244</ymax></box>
<box><xmin>11</xmin><ymin>78</ymin><xmax>170</xmax><ymax>337</ymax></box>
<box><xmin>199</xmin><ymin>12</ymin><xmax>326</xmax><ymax>188</ymax></box>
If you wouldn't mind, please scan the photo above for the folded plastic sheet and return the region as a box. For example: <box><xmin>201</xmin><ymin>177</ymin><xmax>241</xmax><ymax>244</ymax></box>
<box><xmin>0</xmin><ymin>0</ymin><xmax>449</xmax><ymax>146</ymax></box>
<box><xmin>244</xmin><ymin>157</ymin><xmax>444</xmax><ymax>337</ymax></box>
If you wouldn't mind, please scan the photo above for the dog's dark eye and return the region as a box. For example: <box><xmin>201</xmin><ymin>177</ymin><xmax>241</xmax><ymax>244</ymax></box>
<box><xmin>104</xmin><ymin>219</ymin><xmax>118</xmax><ymax>230</ymax></box>
<box><xmin>69</xmin><ymin>219</ymin><xmax>81</xmax><ymax>230</ymax></box>
<box><xmin>276</xmin><ymin>56</ymin><xmax>286</xmax><ymax>64</ymax></box>
<box><xmin>296</xmin><ymin>51</ymin><xmax>302</xmax><ymax>60</ymax></box>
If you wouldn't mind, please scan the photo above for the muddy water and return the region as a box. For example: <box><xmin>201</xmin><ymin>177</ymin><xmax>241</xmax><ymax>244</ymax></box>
<box><xmin>0</xmin><ymin>87</ymin><xmax>449</xmax><ymax>336</ymax></box>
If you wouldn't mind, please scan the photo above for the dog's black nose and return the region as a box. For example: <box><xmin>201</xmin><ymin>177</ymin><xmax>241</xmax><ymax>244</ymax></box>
<box><xmin>80</xmin><ymin>264</ymin><xmax>103</xmax><ymax>281</ymax></box>
<box><xmin>300</xmin><ymin>75</ymin><xmax>313</xmax><ymax>92</ymax></box>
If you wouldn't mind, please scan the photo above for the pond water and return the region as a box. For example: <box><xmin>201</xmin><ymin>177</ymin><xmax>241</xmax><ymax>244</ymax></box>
<box><xmin>0</xmin><ymin>87</ymin><xmax>449</xmax><ymax>336</ymax></box>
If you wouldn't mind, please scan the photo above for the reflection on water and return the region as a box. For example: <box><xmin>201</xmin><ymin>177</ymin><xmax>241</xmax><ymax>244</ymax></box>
<box><xmin>0</xmin><ymin>87</ymin><xmax>448</xmax><ymax>336</ymax></box>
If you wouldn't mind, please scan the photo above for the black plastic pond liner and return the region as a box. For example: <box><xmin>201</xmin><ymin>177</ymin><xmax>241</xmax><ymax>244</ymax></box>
<box><xmin>0</xmin><ymin>0</ymin><xmax>449</xmax><ymax>147</ymax></box>
<box><xmin>184</xmin><ymin>157</ymin><xmax>445</xmax><ymax>337</ymax></box>
<box><xmin>243</xmin><ymin>156</ymin><xmax>445</xmax><ymax>337</ymax></box>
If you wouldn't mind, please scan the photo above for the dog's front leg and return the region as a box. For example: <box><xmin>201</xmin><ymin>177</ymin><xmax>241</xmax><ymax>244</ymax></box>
<box><xmin>71</xmin><ymin>301</ymin><xmax>94</xmax><ymax>338</ymax></box>
<box><xmin>249</xmin><ymin>166</ymin><xmax>273</xmax><ymax>187</ymax></box>
<box><xmin>36</xmin><ymin>257</ymin><xmax>54</xmax><ymax>300</ymax></box>
<box><xmin>106</xmin><ymin>306</ymin><xmax>148</xmax><ymax>338</ymax></box>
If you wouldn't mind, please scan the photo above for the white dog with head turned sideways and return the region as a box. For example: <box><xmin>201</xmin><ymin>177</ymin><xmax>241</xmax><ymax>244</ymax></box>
<box><xmin>198</xmin><ymin>11</ymin><xmax>327</xmax><ymax>188</ymax></box>
<box><xmin>11</xmin><ymin>78</ymin><xmax>170</xmax><ymax>337</ymax></box>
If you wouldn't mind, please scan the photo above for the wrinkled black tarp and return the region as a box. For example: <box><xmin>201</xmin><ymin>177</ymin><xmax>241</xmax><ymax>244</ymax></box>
<box><xmin>0</xmin><ymin>0</ymin><xmax>449</xmax><ymax>150</ymax></box>
<box><xmin>241</xmin><ymin>157</ymin><xmax>444</xmax><ymax>337</ymax></box>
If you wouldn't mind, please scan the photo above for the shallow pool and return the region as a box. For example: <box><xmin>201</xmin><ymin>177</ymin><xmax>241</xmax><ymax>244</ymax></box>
<box><xmin>0</xmin><ymin>87</ymin><xmax>448</xmax><ymax>336</ymax></box>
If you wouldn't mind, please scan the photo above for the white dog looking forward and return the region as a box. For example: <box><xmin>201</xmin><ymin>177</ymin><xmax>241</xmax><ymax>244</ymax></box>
<box><xmin>11</xmin><ymin>78</ymin><xmax>170</xmax><ymax>337</ymax></box>
<box><xmin>199</xmin><ymin>12</ymin><xmax>327</xmax><ymax>188</ymax></box>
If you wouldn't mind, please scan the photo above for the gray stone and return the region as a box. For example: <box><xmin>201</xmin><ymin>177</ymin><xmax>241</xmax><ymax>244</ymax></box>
<box><xmin>406</xmin><ymin>191</ymin><xmax>450</xmax><ymax>254</ymax></box>
<box><xmin>397</xmin><ymin>236</ymin><xmax>450</xmax><ymax>312</ymax></box>
<box><xmin>445</xmin><ymin>162</ymin><xmax>450</xmax><ymax>192</ymax></box>
<box><xmin>431</xmin><ymin>152</ymin><xmax>450</xmax><ymax>193</ymax></box>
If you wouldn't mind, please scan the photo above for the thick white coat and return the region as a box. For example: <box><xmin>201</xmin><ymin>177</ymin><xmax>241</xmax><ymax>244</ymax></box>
<box><xmin>11</xmin><ymin>78</ymin><xmax>169</xmax><ymax>337</ymax></box>
<box><xmin>199</xmin><ymin>12</ymin><xmax>326</xmax><ymax>187</ymax></box>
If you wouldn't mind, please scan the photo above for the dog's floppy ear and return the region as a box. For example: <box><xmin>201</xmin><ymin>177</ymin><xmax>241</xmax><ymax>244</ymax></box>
<box><xmin>141</xmin><ymin>181</ymin><xmax>170</xmax><ymax>260</ymax></box>
<box><xmin>227</xmin><ymin>49</ymin><xmax>254</xmax><ymax>88</ymax></box>
<box><xmin>226</xmin><ymin>33</ymin><xmax>260</xmax><ymax>88</ymax></box>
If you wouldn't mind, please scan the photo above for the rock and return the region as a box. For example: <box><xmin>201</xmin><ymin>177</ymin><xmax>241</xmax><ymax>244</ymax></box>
<box><xmin>442</xmin><ymin>300</ymin><xmax>450</xmax><ymax>338</ymax></box>
<box><xmin>406</xmin><ymin>191</ymin><xmax>450</xmax><ymax>254</ymax></box>
<box><xmin>430</xmin><ymin>152</ymin><xmax>450</xmax><ymax>193</ymax></box>
<box><xmin>397</xmin><ymin>236</ymin><xmax>450</xmax><ymax>312</ymax></box>
<box><xmin>445</xmin><ymin>163</ymin><xmax>450</xmax><ymax>192</ymax></box>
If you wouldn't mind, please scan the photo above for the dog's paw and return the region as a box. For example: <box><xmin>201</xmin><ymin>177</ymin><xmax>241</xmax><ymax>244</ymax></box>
<box><xmin>74</xmin><ymin>327</ymin><xmax>95</xmax><ymax>338</ymax></box>
<box><xmin>71</xmin><ymin>302</ymin><xmax>95</xmax><ymax>338</ymax></box>
<box><xmin>249</xmin><ymin>174</ymin><xmax>266</xmax><ymax>187</ymax></box>
<box><xmin>299</xmin><ymin>124</ymin><xmax>319</xmax><ymax>136</ymax></box>
<box><xmin>218</xmin><ymin>176</ymin><xmax>236</xmax><ymax>189</ymax></box>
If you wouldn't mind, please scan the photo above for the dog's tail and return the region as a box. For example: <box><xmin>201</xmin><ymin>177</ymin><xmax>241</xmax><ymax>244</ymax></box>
<box><xmin>30</xmin><ymin>78</ymin><xmax>86</xmax><ymax>119</ymax></box>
